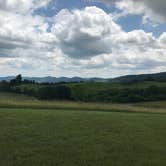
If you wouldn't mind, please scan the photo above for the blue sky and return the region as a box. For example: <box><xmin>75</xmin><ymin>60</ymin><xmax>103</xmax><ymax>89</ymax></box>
<box><xmin>36</xmin><ymin>0</ymin><xmax>166</xmax><ymax>37</ymax></box>
<box><xmin>36</xmin><ymin>0</ymin><xmax>115</xmax><ymax>19</ymax></box>
<box><xmin>0</xmin><ymin>0</ymin><xmax>166</xmax><ymax>77</ymax></box>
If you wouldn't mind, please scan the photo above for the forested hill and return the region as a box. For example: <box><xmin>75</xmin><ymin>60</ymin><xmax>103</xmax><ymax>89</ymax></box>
<box><xmin>110</xmin><ymin>72</ymin><xmax>166</xmax><ymax>83</ymax></box>
<box><xmin>1</xmin><ymin>73</ymin><xmax>166</xmax><ymax>103</ymax></box>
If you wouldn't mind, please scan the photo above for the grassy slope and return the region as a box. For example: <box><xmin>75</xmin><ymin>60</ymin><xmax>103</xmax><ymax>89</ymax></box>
<box><xmin>0</xmin><ymin>92</ymin><xmax>166</xmax><ymax>113</ymax></box>
<box><xmin>0</xmin><ymin>108</ymin><xmax>166</xmax><ymax>166</ymax></box>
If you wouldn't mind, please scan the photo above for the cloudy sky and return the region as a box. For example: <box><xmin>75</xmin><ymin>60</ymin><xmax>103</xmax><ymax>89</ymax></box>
<box><xmin>0</xmin><ymin>0</ymin><xmax>166</xmax><ymax>77</ymax></box>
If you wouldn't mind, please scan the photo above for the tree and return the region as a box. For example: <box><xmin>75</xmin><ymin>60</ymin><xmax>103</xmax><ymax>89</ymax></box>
<box><xmin>15</xmin><ymin>74</ymin><xmax>22</xmax><ymax>84</ymax></box>
<box><xmin>10</xmin><ymin>74</ymin><xmax>22</xmax><ymax>85</ymax></box>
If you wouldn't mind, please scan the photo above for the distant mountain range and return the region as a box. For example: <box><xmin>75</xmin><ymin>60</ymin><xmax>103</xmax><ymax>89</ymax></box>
<box><xmin>0</xmin><ymin>72</ymin><xmax>166</xmax><ymax>83</ymax></box>
<box><xmin>0</xmin><ymin>76</ymin><xmax>107</xmax><ymax>83</ymax></box>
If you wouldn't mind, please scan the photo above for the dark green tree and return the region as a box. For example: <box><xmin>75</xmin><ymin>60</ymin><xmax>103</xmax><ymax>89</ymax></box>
<box><xmin>15</xmin><ymin>74</ymin><xmax>22</xmax><ymax>84</ymax></box>
<box><xmin>10</xmin><ymin>74</ymin><xmax>22</xmax><ymax>85</ymax></box>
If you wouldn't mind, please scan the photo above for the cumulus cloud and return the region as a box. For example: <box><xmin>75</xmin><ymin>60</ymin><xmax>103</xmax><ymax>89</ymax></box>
<box><xmin>51</xmin><ymin>7</ymin><xmax>166</xmax><ymax>71</ymax></box>
<box><xmin>0</xmin><ymin>0</ymin><xmax>51</xmax><ymax>13</ymax></box>
<box><xmin>100</xmin><ymin>0</ymin><xmax>166</xmax><ymax>24</ymax></box>
<box><xmin>0</xmin><ymin>0</ymin><xmax>58</xmax><ymax>76</ymax></box>
<box><xmin>111</xmin><ymin>30</ymin><xmax>156</xmax><ymax>47</ymax></box>
<box><xmin>159</xmin><ymin>33</ymin><xmax>166</xmax><ymax>47</ymax></box>
<box><xmin>0</xmin><ymin>9</ymin><xmax>56</xmax><ymax>57</ymax></box>
<box><xmin>52</xmin><ymin>7</ymin><xmax>121</xmax><ymax>58</ymax></box>
<box><xmin>0</xmin><ymin>0</ymin><xmax>55</xmax><ymax>56</ymax></box>
<box><xmin>0</xmin><ymin>2</ymin><xmax>166</xmax><ymax>77</ymax></box>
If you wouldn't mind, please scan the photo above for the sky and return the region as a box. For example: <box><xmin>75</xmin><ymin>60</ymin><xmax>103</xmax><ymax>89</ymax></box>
<box><xmin>0</xmin><ymin>0</ymin><xmax>166</xmax><ymax>78</ymax></box>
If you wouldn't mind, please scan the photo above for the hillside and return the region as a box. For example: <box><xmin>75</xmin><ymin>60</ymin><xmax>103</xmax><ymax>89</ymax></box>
<box><xmin>1</xmin><ymin>72</ymin><xmax>166</xmax><ymax>103</ymax></box>
<box><xmin>111</xmin><ymin>72</ymin><xmax>166</xmax><ymax>83</ymax></box>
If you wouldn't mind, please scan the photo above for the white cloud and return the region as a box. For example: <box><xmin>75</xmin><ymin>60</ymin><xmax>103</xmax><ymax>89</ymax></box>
<box><xmin>159</xmin><ymin>33</ymin><xmax>166</xmax><ymax>47</ymax></box>
<box><xmin>111</xmin><ymin>30</ymin><xmax>156</xmax><ymax>48</ymax></box>
<box><xmin>51</xmin><ymin>7</ymin><xmax>166</xmax><ymax>71</ymax></box>
<box><xmin>0</xmin><ymin>0</ymin><xmax>51</xmax><ymax>13</ymax></box>
<box><xmin>102</xmin><ymin>0</ymin><xmax>166</xmax><ymax>24</ymax></box>
<box><xmin>0</xmin><ymin>9</ymin><xmax>57</xmax><ymax>56</ymax></box>
<box><xmin>0</xmin><ymin>3</ymin><xmax>166</xmax><ymax>77</ymax></box>
<box><xmin>52</xmin><ymin>7</ymin><xmax>121</xmax><ymax>58</ymax></box>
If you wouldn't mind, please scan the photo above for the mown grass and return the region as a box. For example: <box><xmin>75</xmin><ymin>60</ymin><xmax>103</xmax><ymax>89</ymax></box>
<box><xmin>0</xmin><ymin>92</ymin><xmax>166</xmax><ymax>165</ymax></box>
<box><xmin>0</xmin><ymin>108</ymin><xmax>166</xmax><ymax>166</ymax></box>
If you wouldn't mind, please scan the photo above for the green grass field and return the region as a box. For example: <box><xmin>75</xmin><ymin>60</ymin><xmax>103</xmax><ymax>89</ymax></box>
<box><xmin>0</xmin><ymin>93</ymin><xmax>166</xmax><ymax>166</ymax></box>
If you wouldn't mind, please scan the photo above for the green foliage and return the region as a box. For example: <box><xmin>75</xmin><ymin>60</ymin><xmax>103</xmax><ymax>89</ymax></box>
<box><xmin>10</xmin><ymin>74</ymin><xmax>22</xmax><ymax>85</ymax></box>
<box><xmin>37</xmin><ymin>85</ymin><xmax>71</xmax><ymax>100</ymax></box>
<box><xmin>1</xmin><ymin>74</ymin><xmax>166</xmax><ymax>103</ymax></box>
<box><xmin>0</xmin><ymin>81</ymin><xmax>11</xmax><ymax>92</ymax></box>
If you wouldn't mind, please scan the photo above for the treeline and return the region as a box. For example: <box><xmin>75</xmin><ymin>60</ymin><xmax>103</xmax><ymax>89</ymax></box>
<box><xmin>0</xmin><ymin>75</ymin><xmax>72</xmax><ymax>100</ymax></box>
<box><xmin>1</xmin><ymin>75</ymin><xmax>166</xmax><ymax>103</ymax></box>
<box><xmin>0</xmin><ymin>75</ymin><xmax>35</xmax><ymax>91</ymax></box>
<box><xmin>13</xmin><ymin>85</ymin><xmax>72</xmax><ymax>100</ymax></box>
<box><xmin>96</xmin><ymin>86</ymin><xmax>166</xmax><ymax>103</ymax></box>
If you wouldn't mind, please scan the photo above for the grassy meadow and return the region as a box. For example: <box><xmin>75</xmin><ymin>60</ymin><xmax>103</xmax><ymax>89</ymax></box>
<box><xmin>0</xmin><ymin>92</ymin><xmax>166</xmax><ymax>165</ymax></box>
<box><xmin>0</xmin><ymin>92</ymin><xmax>166</xmax><ymax>113</ymax></box>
